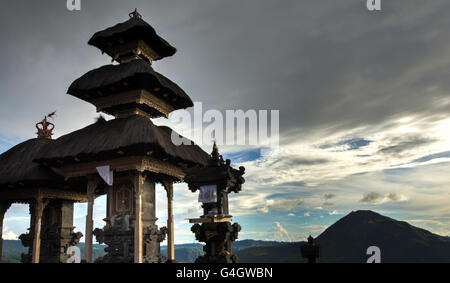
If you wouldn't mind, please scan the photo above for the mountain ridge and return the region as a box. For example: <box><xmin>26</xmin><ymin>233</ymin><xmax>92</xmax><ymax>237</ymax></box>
<box><xmin>2</xmin><ymin>210</ymin><xmax>450</xmax><ymax>263</ymax></box>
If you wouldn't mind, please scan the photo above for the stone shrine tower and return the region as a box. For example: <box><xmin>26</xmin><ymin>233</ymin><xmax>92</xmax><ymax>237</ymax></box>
<box><xmin>34</xmin><ymin>10</ymin><xmax>209</xmax><ymax>263</ymax></box>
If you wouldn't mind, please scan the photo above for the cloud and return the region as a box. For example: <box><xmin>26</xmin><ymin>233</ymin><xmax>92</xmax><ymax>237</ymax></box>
<box><xmin>269</xmin><ymin>199</ymin><xmax>304</xmax><ymax>211</ymax></box>
<box><xmin>298</xmin><ymin>224</ymin><xmax>329</xmax><ymax>233</ymax></box>
<box><xmin>324</xmin><ymin>194</ymin><xmax>336</xmax><ymax>200</ymax></box>
<box><xmin>360</xmin><ymin>192</ymin><xmax>383</xmax><ymax>204</ymax></box>
<box><xmin>406</xmin><ymin>218</ymin><xmax>450</xmax><ymax>236</ymax></box>
<box><xmin>4</xmin><ymin>216</ymin><xmax>29</xmax><ymax>221</ymax></box>
<box><xmin>272</xmin><ymin>222</ymin><xmax>291</xmax><ymax>242</ymax></box>
<box><xmin>269</xmin><ymin>157</ymin><xmax>330</xmax><ymax>169</ymax></box>
<box><xmin>360</xmin><ymin>192</ymin><xmax>408</xmax><ymax>204</ymax></box>
<box><xmin>287</xmin><ymin>213</ymin><xmax>295</xmax><ymax>217</ymax></box>
<box><xmin>322</xmin><ymin>194</ymin><xmax>336</xmax><ymax>206</ymax></box>
<box><xmin>304</xmin><ymin>212</ymin><xmax>311</xmax><ymax>217</ymax></box>
<box><xmin>2</xmin><ymin>227</ymin><xmax>18</xmax><ymax>240</ymax></box>
<box><xmin>378</xmin><ymin>136</ymin><xmax>436</xmax><ymax>157</ymax></box>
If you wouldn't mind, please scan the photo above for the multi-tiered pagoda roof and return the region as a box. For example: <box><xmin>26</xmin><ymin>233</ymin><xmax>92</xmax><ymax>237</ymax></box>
<box><xmin>66</xmin><ymin>10</ymin><xmax>193</xmax><ymax>119</ymax></box>
<box><xmin>34</xmin><ymin>10</ymin><xmax>208</xmax><ymax>177</ymax></box>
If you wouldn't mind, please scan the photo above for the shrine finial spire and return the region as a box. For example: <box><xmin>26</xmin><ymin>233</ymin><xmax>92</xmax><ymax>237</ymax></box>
<box><xmin>129</xmin><ymin>8</ymin><xmax>142</xmax><ymax>19</ymax></box>
<box><xmin>211</xmin><ymin>140</ymin><xmax>220</xmax><ymax>161</ymax></box>
<box><xmin>36</xmin><ymin>111</ymin><xmax>56</xmax><ymax>139</ymax></box>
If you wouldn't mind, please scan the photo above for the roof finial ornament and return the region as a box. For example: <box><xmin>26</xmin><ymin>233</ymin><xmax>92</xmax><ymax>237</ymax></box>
<box><xmin>36</xmin><ymin>111</ymin><xmax>56</xmax><ymax>139</ymax></box>
<box><xmin>211</xmin><ymin>140</ymin><xmax>219</xmax><ymax>161</ymax></box>
<box><xmin>129</xmin><ymin>8</ymin><xmax>142</xmax><ymax>19</ymax></box>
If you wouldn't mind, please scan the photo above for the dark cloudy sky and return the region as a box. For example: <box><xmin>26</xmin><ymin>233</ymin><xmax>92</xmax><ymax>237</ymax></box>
<box><xmin>1</xmin><ymin>0</ymin><xmax>450</xmax><ymax>243</ymax></box>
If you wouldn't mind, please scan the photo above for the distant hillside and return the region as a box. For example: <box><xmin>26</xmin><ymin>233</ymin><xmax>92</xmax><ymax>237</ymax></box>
<box><xmin>1</xmin><ymin>240</ymin><xmax>28</xmax><ymax>263</ymax></box>
<box><xmin>161</xmin><ymin>243</ymin><xmax>204</xmax><ymax>263</ymax></box>
<box><xmin>315</xmin><ymin>210</ymin><xmax>450</xmax><ymax>263</ymax></box>
<box><xmin>235</xmin><ymin>210</ymin><xmax>450</xmax><ymax>263</ymax></box>
<box><xmin>3</xmin><ymin>211</ymin><xmax>450</xmax><ymax>263</ymax></box>
<box><xmin>2</xmin><ymin>239</ymin><xmax>287</xmax><ymax>263</ymax></box>
<box><xmin>1</xmin><ymin>241</ymin><xmax>106</xmax><ymax>263</ymax></box>
<box><xmin>237</xmin><ymin>242</ymin><xmax>305</xmax><ymax>263</ymax></box>
<box><xmin>234</xmin><ymin>239</ymin><xmax>290</xmax><ymax>251</ymax></box>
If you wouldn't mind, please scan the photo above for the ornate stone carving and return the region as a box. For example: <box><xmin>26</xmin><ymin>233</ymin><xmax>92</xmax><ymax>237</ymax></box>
<box><xmin>93</xmin><ymin>223</ymin><xmax>167</xmax><ymax>263</ymax></box>
<box><xmin>191</xmin><ymin>222</ymin><xmax>241</xmax><ymax>263</ymax></box>
<box><xmin>143</xmin><ymin>224</ymin><xmax>167</xmax><ymax>263</ymax></box>
<box><xmin>39</xmin><ymin>225</ymin><xmax>83</xmax><ymax>263</ymax></box>
<box><xmin>19</xmin><ymin>200</ymin><xmax>82</xmax><ymax>263</ymax></box>
<box><xmin>115</xmin><ymin>187</ymin><xmax>132</xmax><ymax>213</ymax></box>
<box><xmin>94</xmin><ymin>227</ymin><xmax>135</xmax><ymax>263</ymax></box>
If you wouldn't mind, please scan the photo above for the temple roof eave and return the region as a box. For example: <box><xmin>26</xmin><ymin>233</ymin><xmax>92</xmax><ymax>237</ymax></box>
<box><xmin>88</xmin><ymin>17</ymin><xmax>177</xmax><ymax>60</ymax></box>
<box><xmin>0</xmin><ymin>138</ymin><xmax>65</xmax><ymax>188</ymax></box>
<box><xmin>67</xmin><ymin>59</ymin><xmax>193</xmax><ymax>110</ymax></box>
<box><xmin>34</xmin><ymin>115</ymin><xmax>209</xmax><ymax>169</ymax></box>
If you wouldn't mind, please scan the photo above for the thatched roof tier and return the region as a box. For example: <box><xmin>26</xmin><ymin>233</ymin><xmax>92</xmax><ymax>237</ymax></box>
<box><xmin>88</xmin><ymin>17</ymin><xmax>176</xmax><ymax>61</ymax></box>
<box><xmin>0</xmin><ymin>138</ymin><xmax>63</xmax><ymax>188</ymax></box>
<box><xmin>185</xmin><ymin>165</ymin><xmax>245</xmax><ymax>193</ymax></box>
<box><xmin>34</xmin><ymin>115</ymin><xmax>209</xmax><ymax>168</ymax></box>
<box><xmin>184</xmin><ymin>143</ymin><xmax>245</xmax><ymax>194</ymax></box>
<box><xmin>67</xmin><ymin>59</ymin><xmax>193</xmax><ymax>111</ymax></box>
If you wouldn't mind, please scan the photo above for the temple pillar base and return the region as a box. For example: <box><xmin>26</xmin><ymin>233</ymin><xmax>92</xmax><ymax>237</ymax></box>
<box><xmin>191</xmin><ymin>221</ymin><xmax>241</xmax><ymax>264</ymax></box>
<box><xmin>94</xmin><ymin>223</ymin><xmax>167</xmax><ymax>263</ymax></box>
<box><xmin>39</xmin><ymin>225</ymin><xmax>83</xmax><ymax>263</ymax></box>
<box><xmin>19</xmin><ymin>200</ymin><xmax>82</xmax><ymax>263</ymax></box>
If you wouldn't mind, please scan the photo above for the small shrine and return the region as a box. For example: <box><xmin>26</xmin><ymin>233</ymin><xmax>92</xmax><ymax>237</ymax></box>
<box><xmin>185</xmin><ymin>142</ymin><xmax>245</xmax><ymax>263</ymax></box>
<box><xmin>301</xmin><ymin>235</ymin><xmax>321</xmax><ymax>263</ymax></box>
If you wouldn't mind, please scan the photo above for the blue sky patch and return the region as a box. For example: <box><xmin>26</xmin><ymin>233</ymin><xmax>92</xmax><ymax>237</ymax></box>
<box><xmin>338</xmin><ymin>138</ymin><xmax>372</xmax><ymax>150</ymax></box>
<box><xmin>413</xmin><ymin>151</ymin><xmax>450</xmax><ymax>163</ymax></box>
<box><xmin>278</xmin><ymin>181</ymin><xmax>307</xmax><ymax>187</ymax></box>
<box><xmin>320</xmin><ymin>138</ymin><xmax>371</xmax><ymax>151</ymax></box>
<box><xmin>223</xmin><ymin>147</ymin><xmax>270</xmax><ymax>164</ymax></box>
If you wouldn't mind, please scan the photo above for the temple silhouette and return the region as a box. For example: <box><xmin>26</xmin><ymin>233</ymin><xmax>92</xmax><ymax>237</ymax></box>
<box><xmin>0</xmin><ymin>9</ymin><xmax>244</xmax><ymax>263</ymax></box>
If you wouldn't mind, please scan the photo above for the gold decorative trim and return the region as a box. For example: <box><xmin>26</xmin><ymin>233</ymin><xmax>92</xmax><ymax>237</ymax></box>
<box><xmin>89</xmin><ymin>89</ymin><xmax>175</xmax><ymax>118</ymax></box>
<box><xmin>115</xmin><ymin>108</ymin><xmax>153</xmax><ymax>119</ymax></box>
<box><xmin>189</xmin><ymin>216</ymin><xmax>233</xmax><ymax>223</ymax></box>
<box><xmin>59</xmin><ymin>156</ymin><xmax>185</xmax><ymax>180</ymax></box>
<box><xmin>105</xmin><ymin>40</ymin><xmax>161</xmax><ymax>63</ymax></box>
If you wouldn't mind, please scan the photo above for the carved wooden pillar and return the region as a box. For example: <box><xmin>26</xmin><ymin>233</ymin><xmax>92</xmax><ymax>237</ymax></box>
<box><xmin>85</xmin><ymin>176</ymin><xmax>99</xmax><ymax>263</ymax></box>
<box><xmin>134</xmin><ymin>173</ymin><xmax>146</xmax><ymax>263</ymax></box>
<box><xmin>0</xmin><ymin>202</ymin><xmax>11</xmax><ymax>263</ymax></box>
<box><xmin>163</xmin><ymin>182</ymin><xmax>175</xmax><ymax>262</ymax></box>
<box><xmin>32</xmin><ymin>198</ymin><xmax>49</xmax><ymax>263</ymax></box>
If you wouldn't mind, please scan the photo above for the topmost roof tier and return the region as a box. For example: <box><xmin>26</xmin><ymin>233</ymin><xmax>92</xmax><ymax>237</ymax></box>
<box><xmin>88</xmin><ymin>9</ymin><xmax>176</xmax><ymax>63</ymax></box>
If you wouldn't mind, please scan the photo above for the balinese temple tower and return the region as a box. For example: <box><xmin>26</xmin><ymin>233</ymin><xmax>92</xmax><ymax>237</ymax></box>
<box><xmin>0</xmin><ymin>9</ymin><xmax>246</xmax><ymax>264</ymax></box>
<box><xmin>34</xmin><ymin>10</ymin><xmax>209</xmax><ymax>263</ymax></box>
<box><xmin>71</xmin><ymin>9</ymin><xmax>190</xmax><ymax>119</ymax></box>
